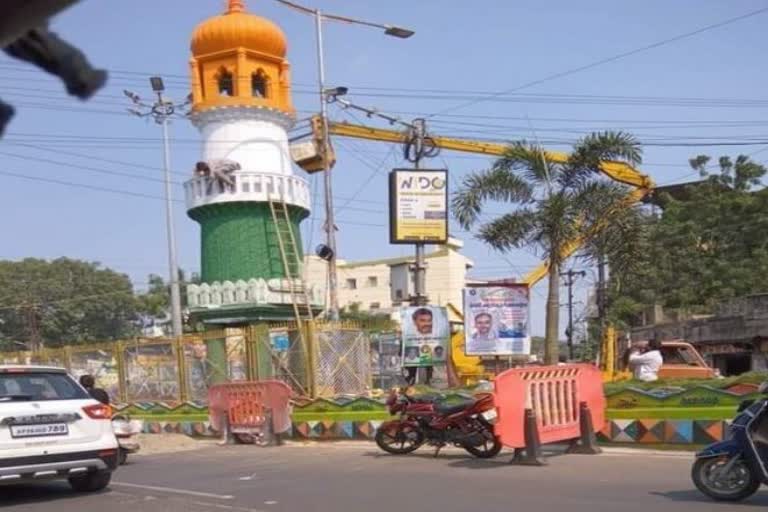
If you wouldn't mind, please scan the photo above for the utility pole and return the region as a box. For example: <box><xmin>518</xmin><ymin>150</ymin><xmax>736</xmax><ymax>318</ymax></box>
<box><xmin>124</xmin><ymin>77</ymin><xmax>188</xmax><ymax>338</ymax></box>
<box><xmin>561</xmin><ymin>269</ymin><xmax>586</xmax><ymax>360</ymax></box>
<box><xmin>23</xmin><ymin>303</ymin><xmax>41</xmax><ymax>353</ymax></box>
<box><xmin>596</xmin><ymin>250</ymin><xmax>608</xmax><ymax>367</ymax></box>
<box><xmin>411</xmin><ymin>118</ymin><xmax>427</xmax><ymax>307</ymax></box>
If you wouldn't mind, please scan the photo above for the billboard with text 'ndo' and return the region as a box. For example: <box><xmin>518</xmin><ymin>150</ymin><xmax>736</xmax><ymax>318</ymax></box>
<box><xmin>389</xmin><ymin>169</ymin><xmax>448</xmax><ymax>244</ymax></box>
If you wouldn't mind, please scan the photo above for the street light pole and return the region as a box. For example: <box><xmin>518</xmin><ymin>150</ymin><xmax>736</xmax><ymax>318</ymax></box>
<box><xmin>274</xmin><ymin>0</ymin><xmax>414</xmax><ymax>321</ymax></box>
<box><xmin>159</xmin><ymin>106</ymin><xmax>183</xmax><ymax>338</ymax></box>
<box><xmin>314</xmin><ymin>9</ymin><xmax>340</xmax><ymax>321</ymax></box>
<box><xmin>125</xmin><ymin>77</ymin><xmax>186</xmax><ymax>338</ymax></box>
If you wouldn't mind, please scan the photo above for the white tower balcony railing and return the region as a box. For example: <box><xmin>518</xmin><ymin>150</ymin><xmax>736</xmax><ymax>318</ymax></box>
<box><xmin>184</xmin><ymin>172</ymin><xmax>311</xmax><ymax>211</ymax></box>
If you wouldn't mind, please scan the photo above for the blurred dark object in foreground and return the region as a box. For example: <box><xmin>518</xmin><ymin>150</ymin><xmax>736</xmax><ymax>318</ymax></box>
<box><xmin>0</xmin><ymin>0</ymin><xmax>107</xmax><ymax>136</ymax></box>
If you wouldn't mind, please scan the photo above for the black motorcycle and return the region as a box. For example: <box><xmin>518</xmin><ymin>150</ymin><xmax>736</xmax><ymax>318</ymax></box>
<box><xmin>692</xmin><ymin>381</ymin><xmax>768</xmax><ymax>501</ymax></box>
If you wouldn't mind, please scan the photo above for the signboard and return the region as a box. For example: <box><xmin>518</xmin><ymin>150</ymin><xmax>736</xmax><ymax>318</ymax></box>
<box><xmin>400</xmin><ymin>306</ymin><xmax>450</xmax><ymax>367</ymax></box>
<box><xmin>463</xmin><ymin>285</ymin><xmax>531</xmax><ymax>356</ymax></box>
<box><xmin>370</xmin><ymin>332</ymin><xmax>403</xmax><ymax>389</ymax></box>
<box><xmin>389</xmin><ymin>168</ymin><xmax>448</xmax><ymax>244</ymax></box>
<box><xmin>269</xmin><ymin>328</ymin><xmax>290</xmax><ymax>352</ymax></box>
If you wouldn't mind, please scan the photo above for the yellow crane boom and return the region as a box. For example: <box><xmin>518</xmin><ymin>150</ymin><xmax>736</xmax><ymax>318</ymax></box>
<box><xmin>319</xmin><ymin>118</ymin><xmax>655</xmax><ymax>287</ymax></box>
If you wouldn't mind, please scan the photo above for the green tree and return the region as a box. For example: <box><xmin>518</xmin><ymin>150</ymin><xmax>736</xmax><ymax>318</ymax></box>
<box><xmin>136</xmin><ymin>270</ymin><xmax>200</xmax><ymax>332</ymax></box>
<box><xmin>0</xmin><ymin>258</ymin><xmax>138</xmax><ymax>349</ymax></box>
<box><xmin>339</xmin><ymin>302</ymin><xmax>396</xmax><ymax>331</ymax></box>
<box><xmin>452</xmin><ymin>132</ymin><xmax>642</xmax><ymax>364</ymax></box>
<box><xmin>616</xmin><ymin>154</ymin><xmax>768</xmax><ymax>322</ymax></box>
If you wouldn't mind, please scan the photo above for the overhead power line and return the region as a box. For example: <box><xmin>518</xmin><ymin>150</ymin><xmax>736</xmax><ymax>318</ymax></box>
<box><xmin>0</xmin><ymin>169</ymin><xmax>386</xmax><ymax>228</ymax></box>
<box><xmin>429</xmin><ymin>6</ymin><xmax>768</xmax><ymax>117</ymax></box>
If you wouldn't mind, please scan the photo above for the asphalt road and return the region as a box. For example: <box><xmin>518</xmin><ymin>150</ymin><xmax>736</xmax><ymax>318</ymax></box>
<box><xmin>3</xmin><ymin>443</ymin><xmax>768</xmax><ymax>511</ymax></box>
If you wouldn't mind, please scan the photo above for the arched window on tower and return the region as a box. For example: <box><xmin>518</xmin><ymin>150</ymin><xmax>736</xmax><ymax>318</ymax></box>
<box><xmin>251</xmin><ymin>69</ymin><xmax>269</xmax><ymax>98</ymax></box>
<box><xmin>217</xmin><ymin>68</ymin><xmax>234</xmax><ymax>96</ymax></box>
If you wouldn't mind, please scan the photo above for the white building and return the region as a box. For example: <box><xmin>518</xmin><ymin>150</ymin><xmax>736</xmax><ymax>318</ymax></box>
<box><xmin>304</xmin><ymin>238</ymin><xmax>475</xmax><ymax>315</ymax></box>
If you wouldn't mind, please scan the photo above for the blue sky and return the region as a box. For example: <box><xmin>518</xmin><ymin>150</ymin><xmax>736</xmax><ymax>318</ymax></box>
<box><xmin>1</xmin><ymin>0</ymin><xmax>767</xmax><ymax>336</ymax></box>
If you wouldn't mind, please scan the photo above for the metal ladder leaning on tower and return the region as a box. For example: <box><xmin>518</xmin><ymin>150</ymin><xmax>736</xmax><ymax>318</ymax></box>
<box><xmin>268</xmin><ymin>198</ymin><xmax>315</xmax><ymax>380</ymax></box>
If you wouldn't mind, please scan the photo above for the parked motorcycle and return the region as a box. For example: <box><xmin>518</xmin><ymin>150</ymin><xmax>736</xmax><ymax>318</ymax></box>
<box><xmin>112</xmin><ymin>414</ymin><xmax>142</xmax><ymax>465</ymax></box>
<box><xmin>375</xmin><ymin>388</ymin><xmax>502</xmax><ymax>458</ymax></box>
<box><xmin>692</xmin><ymin>381</ymin><xmax>768</xmax><ymax>501</ymax></box>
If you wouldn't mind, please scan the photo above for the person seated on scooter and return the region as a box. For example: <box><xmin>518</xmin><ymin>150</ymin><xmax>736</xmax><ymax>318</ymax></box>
<box><xmin>80</xmin><ymin>374</ymin><xmax>110</xmax><ymax>405</ymax></box>
<box><xmin>628</xmin><ymin>338</ymin><xmax>663</xmax><ymax>382</ymax></box>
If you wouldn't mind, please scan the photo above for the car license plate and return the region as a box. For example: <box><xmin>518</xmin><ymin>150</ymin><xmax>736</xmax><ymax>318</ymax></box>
<box><xmin>10</xmin><ymin>423</ymin><xmax>68</xmax><ymax>438</ymax></box>
<box><xmin>482</xmin><ymin>409</ymin><xmax>498</xmax><ymax>422</ymax></box>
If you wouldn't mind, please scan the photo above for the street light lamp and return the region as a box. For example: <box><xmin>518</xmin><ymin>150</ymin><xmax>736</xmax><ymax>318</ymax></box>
<box><xmin>274</xmin><ymin>0</ymin><xmax>414</xmax><ymax>321</ymax></box>
<box><xmin>149</xmin><ymin>76</ymin><xmax>165</xmax><ymax>93</ymax></box>
<box><xmin>384</xmin><ymin>26</ymin><xmax>415</xmax><ymax>39</ymax></box>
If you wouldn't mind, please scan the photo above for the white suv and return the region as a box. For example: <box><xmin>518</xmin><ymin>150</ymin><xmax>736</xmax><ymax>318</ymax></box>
<box><xmin>0</xmin><ymin>366</ymin><xmax>118</xmax><ymax>492</ymax></box>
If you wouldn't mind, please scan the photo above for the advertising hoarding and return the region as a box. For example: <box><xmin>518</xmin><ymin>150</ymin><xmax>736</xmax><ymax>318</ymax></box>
<box><xmin>463</xmin><ymin>285</ymin><xmax>531</xmax><ymax>356</ymax></box>
<box><xmin>389</xmin><ymin>169</ymin><xmax>448</xmax><ymax>244</ymax></box>
<box><xmin>400</xmin><ymin>306</ymin><xmax>450</xmax><ymax>367</ymax></box>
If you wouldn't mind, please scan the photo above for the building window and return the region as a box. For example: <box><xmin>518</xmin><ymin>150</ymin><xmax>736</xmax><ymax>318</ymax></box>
<box><xmin>370</xmin><ymin>302</ymin><xmax>380</xmax><ymax>310</ymax></box>
<box><xmin>251</xmin><ymin>70</ymin><xmax>269</xmax><ymax>98</ymax></box>
<box><xmin>395</xmin><ymin>289</ymin><xmax>403</xmax><ymax>299</ymax></box>
<box><xmin>217</xmin><ymin>68</ymin><xmax>234</xmax><ymax>96</ymax></box>
<box><xmin>367</xmin><ymin>276</ymin><xmax>378</xmax><ymax>287</ymax></box>
<box><xmin>346</xmin><ymin>278</ymin><xmax>357</xmax><ymax>290</ymax></box>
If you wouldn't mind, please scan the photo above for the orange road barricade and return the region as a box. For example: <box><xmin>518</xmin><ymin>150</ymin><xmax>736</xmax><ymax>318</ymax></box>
<box><xmin>208</xmin><ymin>380</ymin><xmax>293</xmax><ymax>447</ymax></box>
<box><xmin>494</xmin><ymin>364</ymin><xmax>605</xmax><ymax>465</ymax></box>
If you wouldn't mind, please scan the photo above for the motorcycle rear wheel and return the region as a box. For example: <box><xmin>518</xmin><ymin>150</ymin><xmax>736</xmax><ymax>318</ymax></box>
<box><xmin>375</xmin><ymin>423</ymin><xmax>424</xmax><ymax>455</ymax></box>
<box><xmin>692</xmin><ymin>456</ymin><xmax>760</xmax><ymax>502</ymax></box>
<box><xmin>463</xmin><ymin>433</ymin><xmax>502</xmax><ymax>458</ymax></box>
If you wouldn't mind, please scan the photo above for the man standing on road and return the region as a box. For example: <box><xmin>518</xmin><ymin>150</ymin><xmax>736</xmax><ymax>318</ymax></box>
<box><xmin>629</xmin><ymin>338</ymin><xmax>664</xmax><ymax>382</ymax></box>
<box><xmin>80</xmin><ymin>374</ymin><xmax>110</xmax><ymax>405</ymax></box>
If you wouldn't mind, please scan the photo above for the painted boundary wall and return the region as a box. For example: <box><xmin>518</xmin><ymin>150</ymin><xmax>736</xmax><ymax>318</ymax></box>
<box><xmin>120</xmin><ymin>382</ymin><xmax>758</xmax><ymax>445</ymax></box>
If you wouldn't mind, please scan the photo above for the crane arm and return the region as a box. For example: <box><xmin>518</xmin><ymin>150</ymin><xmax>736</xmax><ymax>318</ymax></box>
<box><xmin>519</xmin><ymin>186</ymin><xmax>648</xmax><ymax>285</ymax></box>
<box><xmin>321</xmin><ymin>118</ymin><xmax>655</xmax><ymax>287</ymax></box>
<box><xmin>326</xmin><ymin>119</ymin><xmax>654</xmax><ymax>191</ymax></box>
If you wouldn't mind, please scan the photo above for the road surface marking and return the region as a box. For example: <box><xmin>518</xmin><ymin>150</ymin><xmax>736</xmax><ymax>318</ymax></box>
<box><xmin>239</xmin><ymin>472</ymin><xmax>259</xmax><ymax>481</ymax></box>
<box><xmin>112</xmin><ymin>482</ymin><xmax>234</xmax><ymax>500</ymax></box>
<box><xmin>190</xmin><ymin>500</ymin><xmax>265</xmax><ymax>512</ymax></box>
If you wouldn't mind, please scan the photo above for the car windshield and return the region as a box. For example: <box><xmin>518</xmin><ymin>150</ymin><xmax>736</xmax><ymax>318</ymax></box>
<box><xmin>0</xmin><ymin>372</ymin><xmax>89</xmax><ymax>401</ymax></box>
<box><xmin>661</xmin><ymin>346</ymin><xmax>697</xmax><ymax>365</ymax></box>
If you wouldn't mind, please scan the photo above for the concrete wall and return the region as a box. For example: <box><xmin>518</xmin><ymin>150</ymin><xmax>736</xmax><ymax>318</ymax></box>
<box><xmin>630</xmin><ymin>294</ymin><xmax>768</xmax><ymax>374</ymax></box>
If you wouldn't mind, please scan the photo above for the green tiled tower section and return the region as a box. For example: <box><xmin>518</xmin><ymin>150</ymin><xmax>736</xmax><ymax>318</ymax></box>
<box><xmin>188</xmin><ymin>202</ymin><xmax>308</xmax><ymax>283</ymax></box>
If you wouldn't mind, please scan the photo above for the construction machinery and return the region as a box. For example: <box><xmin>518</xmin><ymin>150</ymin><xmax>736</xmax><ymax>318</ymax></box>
<box><xmin>291</xmin><ymin>100</ymin><xmax>655</xmax><ymax>383</ymax></box>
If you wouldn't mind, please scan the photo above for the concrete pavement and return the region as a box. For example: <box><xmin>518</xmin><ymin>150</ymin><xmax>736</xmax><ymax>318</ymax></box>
<box><xmin>2</xmin><ymin>442</ymin><xmax>767</xmax><ymax>511</ymax></box>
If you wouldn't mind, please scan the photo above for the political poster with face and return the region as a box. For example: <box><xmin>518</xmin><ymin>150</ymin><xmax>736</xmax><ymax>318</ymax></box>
<box><xmin>463</xmin><ymin>285</ymin><xmax>531</xmax><ymax>356</ymax></box>
<box><xmin>400</xmin><ymin>306</ymin><xmax>450</xmax><ymax>367</ymax></box>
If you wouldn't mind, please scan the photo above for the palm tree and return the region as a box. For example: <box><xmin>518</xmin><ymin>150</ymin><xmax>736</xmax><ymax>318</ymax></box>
<box><xmin>452</xmin><ymin>132</ymin><xmax>642</xmax><ymax>364</ymax></box>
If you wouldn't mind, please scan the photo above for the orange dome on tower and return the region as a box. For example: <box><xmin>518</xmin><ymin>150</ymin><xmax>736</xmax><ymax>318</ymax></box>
<box><xmin>188</xmin><ymin>0</ymin><xmax>294</xmax><ymax>115</ymax></box>
<box><xmin>191</xmin><ymin>0</ymin><xmax>287</xmax><ymax>58</ymax></box>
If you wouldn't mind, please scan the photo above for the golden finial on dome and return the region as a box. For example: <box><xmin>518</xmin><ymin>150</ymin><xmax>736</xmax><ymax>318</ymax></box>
<box><xmin>227</xmin><ymin>0</ymin><xmax>245</xmax><ymax>14</ymax></box>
